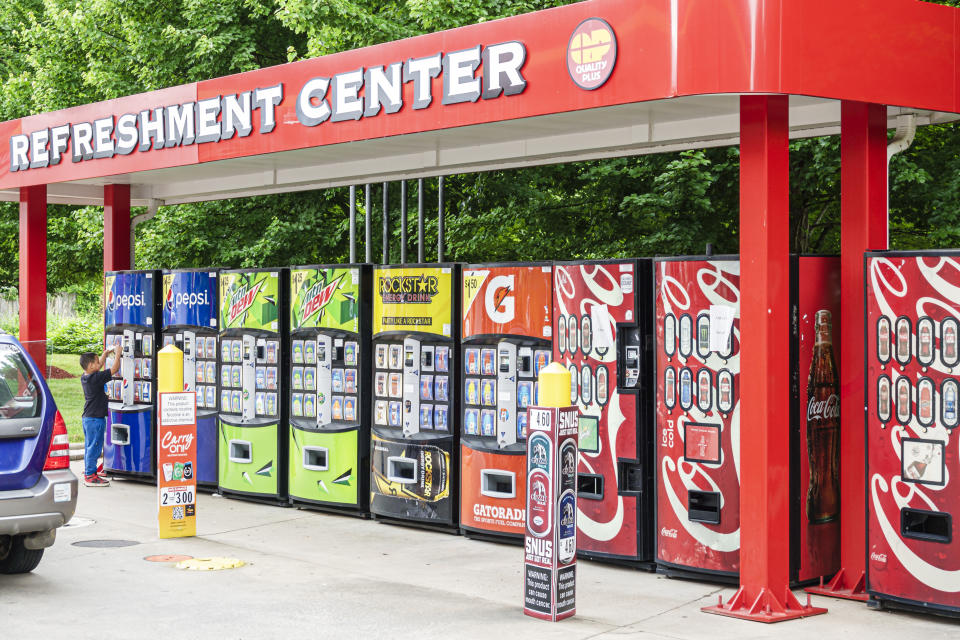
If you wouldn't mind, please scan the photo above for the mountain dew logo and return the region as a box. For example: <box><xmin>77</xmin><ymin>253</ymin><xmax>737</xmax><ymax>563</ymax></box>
<box><xmin>228</xmin><ymin>280</ymin><xmax>265</xmax><ymax>325</ymax></box>
<box><xmin>299</xmin><ymin>275</ymin><xmax>343</xmax><ymax>325</ymax></box>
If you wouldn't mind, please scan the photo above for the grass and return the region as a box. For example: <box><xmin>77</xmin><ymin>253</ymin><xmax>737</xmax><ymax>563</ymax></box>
<box><xmin>45</xmin><ymin>353</ymin><xmax>86</xmax><ymax>442</ymax></box>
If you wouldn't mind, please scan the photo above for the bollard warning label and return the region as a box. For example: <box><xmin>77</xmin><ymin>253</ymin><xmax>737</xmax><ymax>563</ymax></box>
<box><xmin>524</xmin><ymin>564</ymin><xmax>552</xmax><ymax>615</ymax></box>
<box><xmin>556</xmin><ymin>565</ymin><xmax>576</xmax><ymax>614</ymax></box>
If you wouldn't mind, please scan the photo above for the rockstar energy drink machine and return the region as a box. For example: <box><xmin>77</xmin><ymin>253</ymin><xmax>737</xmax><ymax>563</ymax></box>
<box><xmin>460</xmin><ymin>262</ymin><xmax>553</xmax><ymax>541</ymax></box>
<box><xmin>217</xmin><ymin>268</ymin><xmax>289</xmax><ymax>504</ymax></box>
<box><xmin>288</xmin><ymin>264</ymin><xmax>372</xmax><ymax>515</ymax></box>
<box><xmin>104</xmin><ymin>270</ymin><xmax>161</xmax><ymax>481</ymax></box>
<box><xmin>655</xmin><ymin>255</ymin><xmax>842</xmax><ymax>584</ymax></box>
<box><xmin>370</xmin><ymin>264</ymin><xmax>461</xmax><ymax>530</ymax></box>
<box><xmin>865</xmin><ymin>251</ymin><xmax>960</xmax><ymax>615</ymax></box>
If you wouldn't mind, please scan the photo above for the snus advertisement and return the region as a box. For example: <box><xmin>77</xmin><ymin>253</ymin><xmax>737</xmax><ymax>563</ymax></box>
<box><xmin>655</xmin><ymin>259</ymin><xmax>741</xmax><ymax>575</ymax></box>
<box><xmin>866</xmin><ymin>254</ymin><xmax>960</xmax><ymax>611</ymax></box>
<box><xmin>371</xmin><ymin>435</ymin><xmax>451</xmax><ymax>521</ymax></box>
<box><xmin>105</xmin><ymin>271</ymin><xmax>155</xmax><ymax>328</ymax></box>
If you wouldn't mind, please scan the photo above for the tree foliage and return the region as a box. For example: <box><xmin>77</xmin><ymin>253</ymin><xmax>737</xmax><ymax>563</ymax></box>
<box><xmin>0</xmin><ymin>0</ymin><xmax>958</xmax><ymax>304</ymax></box>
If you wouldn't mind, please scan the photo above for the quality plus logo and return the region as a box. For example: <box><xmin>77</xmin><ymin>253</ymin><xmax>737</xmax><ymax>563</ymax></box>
<box><xmin>566</xmin><ymin>17</ymin><xmax>617</xmax><ymax>90</ymax></box>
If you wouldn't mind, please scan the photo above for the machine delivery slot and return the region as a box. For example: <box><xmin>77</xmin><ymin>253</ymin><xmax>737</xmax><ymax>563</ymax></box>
<box><xmin>578</xmin><ymin>473</ymin><xmax>604</xmax><ymax>500</ymax></box>
<box><xmin>688</xmin><ymin>490</ymin><xmax>721</xmax><ymax>524</ymax></box>
<box><xmin>302</xmin><ymin>447</ymin><xmax>329</xmax><ymax>471</ymax></box>
<box><xmin>901</xmin><ymin>508</ymin><xmax>952</xmax><ymax>544</ymax></box>
<box><xmin>110</xmin><ymin>424</ymin><xmax>130</xmax><ymax>446</ymax></box>
<box><xmin>618</xmin><ymin>463</ymin><xmax>644</xmax><ymax>493</ymax></box>
<box><xmin>229</xmin><ymin>440</ymin><xmax>253</xmax><ymax>464</ymax></box>
<box><xmin>480</xmin><ymin>469</ymin><xmax>516</xmax><ymax>499</ymax></box>
<box><xmin>387</xmin><ymin>456</ymin><xmax>418</xmax><ymax>484</ymax></box>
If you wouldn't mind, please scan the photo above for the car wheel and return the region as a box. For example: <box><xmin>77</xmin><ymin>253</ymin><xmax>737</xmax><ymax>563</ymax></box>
<box><xmin>0</xmin><ymin>536</ymin><xmax>44</xmax><ymax>574</ymax></box>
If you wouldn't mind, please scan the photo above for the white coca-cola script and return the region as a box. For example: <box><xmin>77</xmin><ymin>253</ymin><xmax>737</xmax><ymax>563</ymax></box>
<box><xmin>807</xmin><ymin>394</ymin><xmax>840</xmax><ymax>421</ymax></box>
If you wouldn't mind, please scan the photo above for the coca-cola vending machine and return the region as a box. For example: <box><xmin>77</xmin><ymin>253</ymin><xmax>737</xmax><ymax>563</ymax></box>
<box><xmin>553</xmin><ymin>259</ymin><xmax>656</xmax><ymax>566</ymax></box>
<box><xmin>655</xmin><ymin>255</ymin><xmax>841</xmax><ymax>583</ymax></box>
<box><xmin>866</xmin><ymin>251</ymin><xmax>960</xmax><ymax>615</ymax></box>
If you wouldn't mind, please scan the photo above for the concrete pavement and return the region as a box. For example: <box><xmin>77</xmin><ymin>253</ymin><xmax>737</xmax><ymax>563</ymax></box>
<box><xmin>1</xmin><ymin>460</ymin><xmax>958</xmax><ymax>638</ymax></box>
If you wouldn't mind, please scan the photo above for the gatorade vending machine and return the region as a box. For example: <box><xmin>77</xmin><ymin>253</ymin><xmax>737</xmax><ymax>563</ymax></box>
<box><xmin>553</xmin><ymin>259</ymin><xmax>655</xmax><ymax>566</ymax></box>
<box><xmin>288</xmin><ymin>264</ymin><xmax>372</xmax><ymax>515</ymax></box>
<box><xmin>460</xmin><ymin>262</ymin><xmax>553</xmax><ymax>540</ymax></box>
<box><xmin>217</xmin><ymin>268</ymin><xmax>289</xmax><ymax>503</ymax></box>
<box><xmin>370</xmin><ymin>264</ymin><xmax>461</xmax><ymax>529</ymax></box>
<box><xmin>103</xmin><ymin>270</ymin><xmax>161</xmax><ymax>481</ymax></box>
<box><xmin>161</xmin><ymin>269</ymin><xmax>219</xmax><ymax>490</ymax></box>
<box><xmin>866</xmin><ymin>251</ymin><xmax>960</xmax><ymax>615</ymax></box>
<box><xmin>655</xmin><ymin>255</ymin><xmax>842</xmax><ymax>583</ymax></box>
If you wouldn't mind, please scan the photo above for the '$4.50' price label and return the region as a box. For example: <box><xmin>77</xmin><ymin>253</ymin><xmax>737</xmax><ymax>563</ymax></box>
<box><xmin>160</xmin><ymin>486</ymin><xmax>195</xmax><ymax>507</ymax></box>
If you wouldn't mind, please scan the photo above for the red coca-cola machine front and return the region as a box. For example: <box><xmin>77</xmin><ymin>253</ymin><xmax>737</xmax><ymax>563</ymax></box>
<box><xmin>655</xmin><ymin>255</ymin><xmax>841</xmax><ymax>583</ymax></box>
<box><xmin>866</xmin><ymin>251</ymin><xmax>960</xmax><ymax>615</ymax></box>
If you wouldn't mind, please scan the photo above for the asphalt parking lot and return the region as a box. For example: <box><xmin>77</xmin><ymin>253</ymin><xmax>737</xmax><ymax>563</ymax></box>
<box><xmin>2</xmin><ymin>460</ymin><xmax>958</xmax><ymax>639</ymax></box>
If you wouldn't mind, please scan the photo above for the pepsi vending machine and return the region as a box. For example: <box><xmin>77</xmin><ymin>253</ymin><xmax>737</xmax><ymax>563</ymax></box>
<box><xmin>553</xmin><ymin>259</ymin><xmax>655</xmax><ymax>566</ymax></box>
<box><xmin>161</xmin><ymin>269</ymin><xmax>219</xmax><ymax>490</ymax></box>
<box><xmin>460</xmin><ymin>262</ymin><xmax>553</xmax><ymax>540</ymax></box>
<box><xmin>217</xmin><ymin>268</ymin><xmax>289</xmax><ymax>503</ymax></box>
<box><xmin>655</xmin><ymin>255</ymin><xmax>841</xmax><ymax>584</ymax></box>
<box><xmin>370</xmin><ymin>264</ymin><xmax>461</xmax><ymax>530</ymax></box>
<box><xmin>103</xmin><ymin>270</ymin><xmax>161</xmax><ymax>481</ymax></box>
<box><xmin>288</xmin><ymin>265</ymin><xmax>372</xmax><ymax>515</ymax></box>
<box><xmin>866</xmin><ymin>251</ymin><xmax>960</xmax><ymax>615</ymax></box>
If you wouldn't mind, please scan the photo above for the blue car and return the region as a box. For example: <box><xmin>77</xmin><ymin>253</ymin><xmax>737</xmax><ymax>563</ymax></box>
<box><xmin>0</xmin><ymin>334</ymin><xmax>78</xmax><ymax>573</ymax></box>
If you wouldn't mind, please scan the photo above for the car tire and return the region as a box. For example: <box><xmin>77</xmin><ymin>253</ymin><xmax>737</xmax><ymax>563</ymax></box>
<box><xmin>0</xmin><ymin>536</ymin><xmax>44</xmax><ymax>574</ymax></box>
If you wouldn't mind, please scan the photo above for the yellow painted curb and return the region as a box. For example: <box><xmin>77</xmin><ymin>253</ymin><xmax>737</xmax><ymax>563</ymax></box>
<box><xmin>175</xmin><ymin>557</ymin><xmax>245</xmax><ymax>571</ymax></box>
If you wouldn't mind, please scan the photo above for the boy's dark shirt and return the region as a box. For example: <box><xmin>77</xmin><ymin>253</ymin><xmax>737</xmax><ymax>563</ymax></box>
<box><xmin>81</xmin><ymin>369</ymin><xmax>113</xmax><ymax>418</ymax></box>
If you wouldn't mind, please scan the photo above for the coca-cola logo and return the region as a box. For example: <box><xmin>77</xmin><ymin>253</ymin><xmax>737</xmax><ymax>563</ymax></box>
<box><xmin>807</xmin><ymin>394</ymin><xmax>840</xmax><ymax>421</ymax></box>
<box><xmin>160</xmin><ymin>431</ymin><xmax>193</xmax><ymax>455</ymax></box>
<box><xmin>660</xmin><ymin>527</ymin><xmax>678</xmax><ymax>539</ymax></box>
<box><xmin>870</xmin><ymin>551</ymin><xmax>888</xmax><ymax>564</ymax></box>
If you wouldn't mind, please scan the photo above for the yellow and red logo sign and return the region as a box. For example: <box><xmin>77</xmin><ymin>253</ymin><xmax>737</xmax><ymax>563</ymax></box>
<box><xmin>566</xmin><ymin>18</ymin><xmax>617</xmax><ymax>91</ymax></box>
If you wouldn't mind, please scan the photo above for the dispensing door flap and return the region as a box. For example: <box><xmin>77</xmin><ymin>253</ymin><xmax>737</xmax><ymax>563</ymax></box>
<box><xmin>577</xmin><ymin>473</ymin><xmax>604</xmax><ymax>500</ymax></box>
<box><xmin>480</xmin><ymin>469</ymin><xmax>516</xmax><ymax>499</ymax></box>
<box><xmin>386</xmin><ymin>456</ymin><xmax>418</xmax><ymax>484</ymax></box>
<box><xmin>303</xmin><ymin>446</ymin><xmax>329</xmax><ymax>471</ymax></box>
<box><xmin>110</xmin><ymin>423</ymin><xmax>130</xmax><ymax>446</ymax></box>
<box><xmin>229</xmin><ymin>440</ymin><xmax>253</xmax><ymax>464</ymax></box>
<box><xmin>688</xmin><ymin>490</ymin><xmax>721</xmax><ymax>524</ymax></box>
<box><xmin>901</xmin><ymin>507</ymin><xmax>952</xmax><ymax>543</ymax></box>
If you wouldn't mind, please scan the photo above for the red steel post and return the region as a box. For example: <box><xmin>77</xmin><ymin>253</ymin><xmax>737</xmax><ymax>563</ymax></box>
<box><xmin>18</xmin><ymin>185</ymin><xmax>47</xmax><ymax>374</ymax></box>
<box><xmin>806</xmin><ymin>101</ymin><xmax>887</xmax><ymax>602</ymax></box>
<box><xmin>703</xmin><ymin>95</ymin><xmax>826</xmax><ymax>622</ymax></box>
<box><xmin>104</xmin><ymin>184</ymin><xmax>131</xmax><ymax>271</ymax></box>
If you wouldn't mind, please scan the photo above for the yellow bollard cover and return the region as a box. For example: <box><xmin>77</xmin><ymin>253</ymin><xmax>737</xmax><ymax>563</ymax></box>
<box><xmin>157</xmin><ymin>344</ymin><xmax>184</xmax><ymax>394</ymax></box>
<box><xmin>538</xmin><ymin>361</ymin><xmax>572</xmax><ymax>409</ymax></box>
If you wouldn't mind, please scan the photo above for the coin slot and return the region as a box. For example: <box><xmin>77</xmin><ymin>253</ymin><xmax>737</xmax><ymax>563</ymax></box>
<box><xmin>577</xmin><ymin>473</ymin><xmax>603</xmax><ymax>500</ymax></box>
<box><xmin>480</xmin><ymin>469</ymin><xmax>516</xmax><ymax>499</ymax></box>
<box><xmin>387</xmin><ymin>456</ymin><xmax>417</xmax><ymax>484</ymax></box>
<box><xmin>688</xmin><ymin>490</ymin><xmax>721</xmax><ymax>524</ymax></box>
<box><xmin>901</xmin><ymin>508</ymin><xmax>951</xmax><ymax>544</ymax></box>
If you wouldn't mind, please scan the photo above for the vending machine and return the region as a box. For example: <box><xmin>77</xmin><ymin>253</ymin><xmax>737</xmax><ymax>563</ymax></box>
<box><xmin>655</xmin><ymin>255</ymin><xmax>842</xmax><ymax>584</ymax></box>
<box><xmin>460</xmin><ymin>262</ymin><xmax>553</xmax><ymax>540</ymax></box>
<box><xmin>103</xmin><ymin>270</ymin><xmax>161</xmax><ymax>481</ymax></box>
<box><xmin>370</xmin><ymin>264</ymin><xmax>461</xmax><ymax>530</ymax></box>
<box><xmin>217</xmin><ymin>268</ymin><xmax>289</xmax><ymax>503</ymax></box>
<box><xmin>553</xmin><ymin>259</ymin><xmax>656</xmax><ymax>566</ymax></box>
<box><xmin>288</xmin><ymin>264</ymin><xmax>372</xmax><ymax>515</ymax></box>
<box><xmin>865</xmin><ymin>251</ymin><xmax>960</xmax><ymax>615</ymax></box>
<box><xmin>161</xmin><ymin>269</ymin><xmax>219</xmax><ymax>490</ymax></box>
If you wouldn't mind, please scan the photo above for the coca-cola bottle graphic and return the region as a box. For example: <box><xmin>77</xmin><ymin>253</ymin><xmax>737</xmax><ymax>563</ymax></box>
<box><xmin>807</xmin><ymin>310</ymin><xmax>840</xmax><ymax>524</ymax></box>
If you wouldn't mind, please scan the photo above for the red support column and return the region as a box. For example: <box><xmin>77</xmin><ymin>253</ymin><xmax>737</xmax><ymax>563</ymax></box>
<box><xmin>19</xmin><ymin>185</ymin><xmax>47</xmax><ymax>374</ymax></box>
<box><xmin>703</xmin><ymin>95</ymin><xmax>826</xmax><ymax>623</ymax></box>
<box><xmin>104</xmin><ymin>184</ymin><xmax>131</xmax><ymax>271</ymax></box>
<box><xmin>806</xmin><ymin>101</ymin><xmax>887</xmax><ymax>602</ymax></box>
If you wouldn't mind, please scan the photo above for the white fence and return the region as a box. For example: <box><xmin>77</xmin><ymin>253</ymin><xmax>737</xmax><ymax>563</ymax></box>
<box><xmin>0</xmin><ymin>293</ymin><xmax>77</xmax><ymax>319</ymax></box>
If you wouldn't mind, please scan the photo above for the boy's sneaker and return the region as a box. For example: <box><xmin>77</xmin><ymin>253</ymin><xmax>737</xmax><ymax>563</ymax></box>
<box><xmin>84</xmin><ymin>474</ymin><xmax>110</xmax><ymax>487</ymax></box>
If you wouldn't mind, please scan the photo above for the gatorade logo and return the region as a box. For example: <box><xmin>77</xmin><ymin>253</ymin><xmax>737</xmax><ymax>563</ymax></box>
<box><xmin>566</xmin><ymin>17</ymin><xmax>617</xmax><ymax>90</ymax></box>
<box><xmin>484</xmin><ymin>274</ymin><xmax>515</xmax><ymax>324</ymax></box>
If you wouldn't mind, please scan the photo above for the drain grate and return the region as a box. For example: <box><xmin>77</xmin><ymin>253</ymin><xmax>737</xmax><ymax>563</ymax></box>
<box><xmin>71</xmin><ymin>539</ymin><xmax>140</xmax><ymax>548</ymax></box>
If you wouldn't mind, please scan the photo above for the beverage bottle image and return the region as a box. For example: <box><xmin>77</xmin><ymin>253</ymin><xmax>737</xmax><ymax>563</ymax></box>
<box><xmin>946</xmin><ymin>384</ymin><xmax>957</xmax><ymax>423</ymax></box>
<box><xmin>806</xmin><ymin>310</ymin><xmax>840</xmax><ymax>524</ymax></box>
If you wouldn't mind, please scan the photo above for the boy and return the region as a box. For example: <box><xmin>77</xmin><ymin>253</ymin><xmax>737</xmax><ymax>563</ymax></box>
<box><xmin>79</xmin><ymin>344</ymin><xmax>121</xmax><ymax>487</ymax></box>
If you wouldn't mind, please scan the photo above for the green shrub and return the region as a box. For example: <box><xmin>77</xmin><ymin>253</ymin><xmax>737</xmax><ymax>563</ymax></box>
<box><xmin>46</xmin><ymin>315</ymin><xmax>103</xmax><ymax>354</ymax></box>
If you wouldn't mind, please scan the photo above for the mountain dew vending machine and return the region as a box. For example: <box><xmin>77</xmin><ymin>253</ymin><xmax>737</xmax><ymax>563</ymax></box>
<box><xmin>460</xmin><ymin>262</ymin><xmax>553</xmax><ymax>540</ymax></box>
<box><xmin>288</xmin><ymin>265</ymin><xmax>372</xmax><ymax>514</ymax></box>
<box><xmin>866</xmin><ymin>251</ymin><xmax>960</xmax><ymax>615</ymax></box>
<box><xmin>655</xmin><ymin>256</ymin><xmax>841</xmax><ymax>584</ymax></box>
<box><xmin>103</xmin><ymin>270</ymin><xmax>161</xmax><ymax>481</ymax></box>
<box><xmin>370</xmin><ymin>264</ymin><xmax>461</xmax><ymax>529</ymax></box>
<box><xmin>553</xmin><ymin>259</ymin><xmax>655</xmax><ymax>566</ymax></box>
<box><xmin>217</xmin><ymin>269</ymin><xmax>289</xmax><ymax>503</ymax></box>
<box><xmin>161</xmin><ymin>269</ymin><xmax>219</xmax><ymax>490</ymax></box>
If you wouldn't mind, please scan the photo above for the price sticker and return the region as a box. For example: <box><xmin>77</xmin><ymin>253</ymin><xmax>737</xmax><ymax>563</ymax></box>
<box><xmin>160</xmin><ymin>486</ymin><xmax>195</xmax><ymax>507</ymax></box>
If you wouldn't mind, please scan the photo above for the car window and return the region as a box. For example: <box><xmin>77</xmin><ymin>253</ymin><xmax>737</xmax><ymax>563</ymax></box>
<box><xmin>0</xmin><ymin>344</ymin><xmax>40</xmax><ymax>419</ymax></box>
